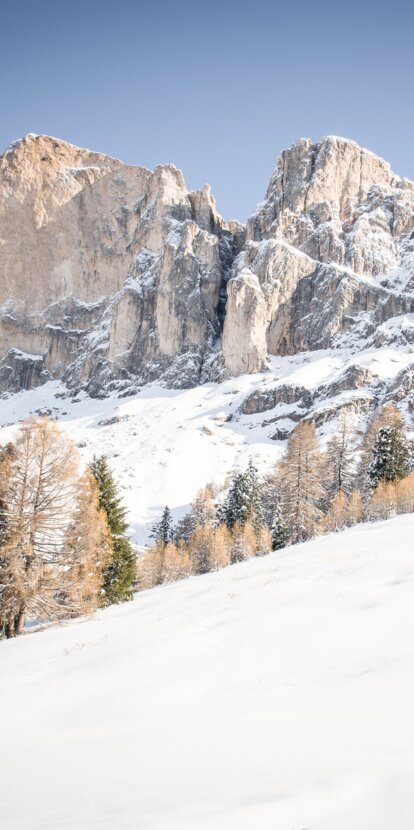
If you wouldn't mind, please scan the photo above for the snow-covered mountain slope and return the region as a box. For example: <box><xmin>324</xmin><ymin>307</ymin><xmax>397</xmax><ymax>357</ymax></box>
<box><xmin>2</xmin><ymin>515</ymin><xmax>414</xmax><ymax>829</ymax></box>
<box><xmin>1</xmin><ymin>344</ymin><xmax>413</xmax><ymax>545</ymax></box>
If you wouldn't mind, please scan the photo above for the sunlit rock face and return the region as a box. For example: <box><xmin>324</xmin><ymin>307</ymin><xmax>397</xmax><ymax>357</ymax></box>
<box><xmin>0</xmin><ymin>133</ymin><xmax>237</xmax><ymax>394</ymax></box>
<box><xmin>1</xmin><ymin>133</ymin><xmax>413</xmax><ymax>396</ymax></box>
<box><xmin>222</xmin><ymin>136</ymin><xmax>414</xmax><ymax>374</ymax></box>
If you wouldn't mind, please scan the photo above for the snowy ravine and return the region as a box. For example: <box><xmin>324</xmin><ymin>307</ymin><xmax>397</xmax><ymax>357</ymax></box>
<box><xmin>1</xmin><ymin>343</ymin><xmax>414</xmax><ymax>545</ymax></box>
<box><xmin>2</xmin><ymin>515</ymin><xmax>414</xmax><ymax>829</ymax></box>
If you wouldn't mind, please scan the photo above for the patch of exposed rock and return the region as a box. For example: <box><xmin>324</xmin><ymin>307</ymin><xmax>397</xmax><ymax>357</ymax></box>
<box><xmin>0</xmin><ymin>349</ymin><xmax>51</xmax><ymax>394</ymax></box>
<box><xmin>313</xmin><ymin>364</ymin><xmax>374</xmax><ymax>401</ymax></box>
<box><xmin>240</xmin><ymin>382</ymin><xmax>313</xmax><ymax>415</ymax></box>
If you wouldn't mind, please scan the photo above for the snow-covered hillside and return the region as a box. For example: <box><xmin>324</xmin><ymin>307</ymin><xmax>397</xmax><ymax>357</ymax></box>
<box><xmin>1</xmin><ymin>345</ymin><xmax>413</xmax><ymax>545</ymax></box>
<box><xmin>2</xmin><ymin>516</ymin><xmax>414</xmax><ymax>829</ymax></box>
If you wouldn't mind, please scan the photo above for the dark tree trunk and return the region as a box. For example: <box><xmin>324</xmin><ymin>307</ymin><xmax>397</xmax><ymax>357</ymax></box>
<box><xmin>15</xmin><ymin>610</ymin><xmax>25</xmax><ymax>635</ymax></box>
<box><xmin>5</xmin><ymin>619</ymin><xmax>15</xmax><ymax>638</ymax></box>
<box><xmin>4</xmin><ymin>608</ymin><xmax>25</xmax><ymax>638</ymax></box>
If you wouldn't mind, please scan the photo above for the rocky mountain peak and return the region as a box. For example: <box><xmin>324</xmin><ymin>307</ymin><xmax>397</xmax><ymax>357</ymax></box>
<box><xmin>248</xmin><ymin>135</ymin><xmax>406</xmax><ymax>249</ymax></box>
<box><xmin>223</xmin><ymin>136</ymin><xmax>414</xmax><ymax>375</ymax></box>
<box><xmin>0</xmin><ymin>133</ymin><xmax>238</xmax><ymax>395</ymax></box>
<box><xmin>0</xmin><ymin>133</ymin><xmax>413</xmax><ymax>404</ymax></box>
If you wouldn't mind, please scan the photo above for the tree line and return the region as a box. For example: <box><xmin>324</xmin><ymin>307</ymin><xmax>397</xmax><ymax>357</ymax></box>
<box><xmin>1</xmin><ymin>403</ymin><xmax>413</xmax><ymax>637</ymax></box>
<box><xmin>138</xmin><ymin>403</ymin><xmax>414</xmax><ymax>589</ymax></box>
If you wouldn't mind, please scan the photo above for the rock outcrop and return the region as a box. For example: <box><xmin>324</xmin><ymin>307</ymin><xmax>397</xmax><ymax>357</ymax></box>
<box><xmin>223</xmin><ymin>136</ymin><xmax>414</xmax><ymax>373</ymax></box>
<box><xmin>1</xmin><ymin>133</ymin><xmax>414</xmax><ymax>399</ymax></box>
<box><xmin>0</xmin><ymin>134</ymin><xmax>237</xmax><ymax>394</ymax></box>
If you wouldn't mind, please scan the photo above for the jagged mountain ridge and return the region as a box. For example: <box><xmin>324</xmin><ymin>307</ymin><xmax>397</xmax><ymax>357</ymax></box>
<box><xmin>0</xmin><ymin>132</ymin><xmax>413</xmax><ymax>406</ymax></box>
<box><xmin>0</xmin><ymin>133</ymin><xmax>243</xmax><ymax>395</ymax></box>
<box><xmin>224</xmin><ymin>136</ymin><xmax>414</xmax><ymax>373</ymax></box>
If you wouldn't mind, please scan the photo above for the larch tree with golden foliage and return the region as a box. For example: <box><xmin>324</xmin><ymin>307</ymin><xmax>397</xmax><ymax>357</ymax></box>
<box><xmin>367</xmin><ymin>481</ymin><xmax>397</xmax><ymax>522</ymax></box>
<box><xmin>395</xmin><ymin>473</ymin><xmax>414</xmax><ymax>514</ymax></box>
<box><xmin>324</xmin><ymin>414</ymin><xmax>356</xmax><ymax>499</ymax></box>
<box><xmin>322</xmin><ymin>491</ymin><xmax>349</xmax><ymax>533</ymax></box>
<box><xmin>137</xmin><ymin>539</ymin><xmax>192</xmax><ymax>589</ymax></box>
<box><xmin>279</xmin><ymin>421</ymin><xmax>326</xmax><ymax>544</ymax></box>
<box><xmin>347</xmin><ymin>490</ymin><xmax>363</xmax><ymax>526</ymax></box>
<box><xmin>187</xmin><ymin>523</ymin><xmax>232</xmax><ymax>574</ymax></box>
<box><xmin>175</xmin><ymin>486</ymin><xmax>217</xmax><ymax>544</ymax></box>
<box><xmin>62</xmin><ymin>471</ymin><xmax>112</xmax><ymax>616</ymax></box>
<box><xmin>228</xmin><ymin>520</ymin><xmax>257</xmax><ymax>564</ymax></box>
<box><xmin>0</xmin><ymin>418</ymin><xmax>81</xmax><ymax>636</ymax></box>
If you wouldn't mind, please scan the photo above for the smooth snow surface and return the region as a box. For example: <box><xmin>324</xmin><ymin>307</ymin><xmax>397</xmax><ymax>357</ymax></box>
<box><xmin>2</xmin><ymin>516</ymin><xmax>414</xmax><ymax>829</ymax></box>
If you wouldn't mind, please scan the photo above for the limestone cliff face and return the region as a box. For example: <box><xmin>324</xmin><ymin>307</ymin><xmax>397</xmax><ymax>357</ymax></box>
<box><xmin>1</xmin><ymin>133</ymin><xmax>414</xmax><ymax>396</ymax></box>
<box><xmin>223</xmin><ymin>136</ymin><xmax>414</xmax><ymax>374</ymax></box>
<box><xmin>0</xmin><ymin>134</ymin><xmax>236</xmax><ymax>393</ymax></box>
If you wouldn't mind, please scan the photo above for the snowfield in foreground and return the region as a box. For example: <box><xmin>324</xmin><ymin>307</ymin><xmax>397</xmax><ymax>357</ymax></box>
<box><xmin>2</xmin><ymin>516</ymin><xmax>414</xmax><ymax>829</ymax></box>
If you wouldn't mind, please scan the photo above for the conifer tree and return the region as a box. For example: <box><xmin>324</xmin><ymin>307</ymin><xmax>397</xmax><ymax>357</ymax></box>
<box><xmin>368</xmin><ymin>426</ymin><xmax>409</xmax><ymax>489</ymax></box>
<box><xmin>163</xmin><ymin>541</ymin><xmax>192</xmax><ymax>583</ymax></box>
<box><xmin>1</xmin><ymin>419</ymin><xmax>82</xmax><ymax>636</ymax></box>
<box><xmin>270</xmin><ymin>500</ymin><xmax>289</xmax><ymax>550</ymax></box>
<box><xmin>0</xmin><ymin>443</ymin><xmax>15</xmax><ymax>549</ymax></box>
<box><xmin>279</xmin><ymin>421</ymin><xmax>325</xmax><ymax>544</ymax></box>
<box><xmin>188</xmin><ymin>525</ymin><xmax>216</xmax><ymax>575</ymax></box>
<box><xmin>358</xmin><ymin>404</ymin><xmax>404</xmax><ymax>495</ymax></box>
<box><xmin>325</xmin><ymin>415</ymin><xmax>356</xmax><ymax>499</ymax></box>
<box><xmin>223</xmin><ymin>459</ymin><xmax>264</xmax><ymax>532</ymax></box>
<box><xmin>347</xmin><ymin>490</ymin><xmax>363</xmax><ymax>525</ymax></box>
<box><xmin>229</xmin><ymin>520</ymin><xmax>257</xmax><ymax>563</ymax></box>
<box><xmin>89</xmin><ymin>455</ymin><xmax>136</xmax><ymax>605</ymax></box>
<box><xmin>395</xmin><ymin>473</ymin><xmax>414</xmax><ymax>514</ymax></box>
<box><xmin>322</xmin><ymin>491</ymin><xmax>349</xmax><ymax>533</ymax></box>
<box><xmin>150</xmin><ymin>505</ymin><xmax>174</xmax><ymax>548</ymax></box>
<box><xmin>175</xmin><ymin>487</ymin><xmax>216</xmax><ymax>543</ymax></box>
<box><xmin>261</xmin><ymin>471</ymin><xmax>280</xmax><ymax>527</ymax></box>
<box><xmin>63</xmin><ymin>471</ymin><xmax>111</xmax><ymax>615</ymax></box>
<box><xmin>367</xmin><ymin>481</ymin><xmax>397</xmax><ymax>521</ymax></box>
<box><xmin>209</xmin><ymin>525</ymin><xmax>231</xmax><ymax>570</ymax></box>
<box><xmin>138</xmin><ymin>539</ymin><xmax>192</xmax><ymax>589</ymax></box>
<box><xmin>256</xmin><ymin>525</ymin><xmax>272</xmax><ymax>556</ymax></box>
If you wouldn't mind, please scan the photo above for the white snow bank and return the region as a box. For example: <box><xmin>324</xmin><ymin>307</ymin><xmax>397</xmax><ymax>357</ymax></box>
<box><xmin>1</xmin><ymin>515</ymin><xmax>414</xmax><ymax>829</ymax></box>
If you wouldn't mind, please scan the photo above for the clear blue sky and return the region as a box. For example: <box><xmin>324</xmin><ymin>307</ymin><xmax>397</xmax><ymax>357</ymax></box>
<box><xmin>1</xmin><ymin>0</ymin><xmax>413</xmax><ymax>221</ymax></box>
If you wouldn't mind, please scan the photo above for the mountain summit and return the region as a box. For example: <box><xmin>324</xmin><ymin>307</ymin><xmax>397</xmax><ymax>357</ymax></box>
<box><xmin>0</xmin><ymin>134</ymin><xmax>413</xmax><ymax>400</ymax></box>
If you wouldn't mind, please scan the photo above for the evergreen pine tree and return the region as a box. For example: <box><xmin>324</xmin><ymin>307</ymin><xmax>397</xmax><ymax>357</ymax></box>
<box><xmin>222</xmin><ymin>471</ymin><xmax>246</xmax><ymax>529</ymax></box>
<box><xmin>270</xmin><ymin>500</ymin><xmax>289</xmax><ymax>550</ymax></box>
<box><xmin>89</xmin><ymin>455</ymin><xmax>136</xmax><ymax>605</ymax></box>
<box><xmin>368</xmin><ymin>426</ymin><xmax>409</xmax><ymax>488</ymax></box>
<box><xmin>150</xmin><ymin>505</ymin><xmax>174</xmax><ymax>548</ymax></box>
<box><xmin>358</xmin><ymin>403</ymin><xmax>404</xmax><ymax>496</ymax></box>
<box><xmin>223</xmin><ymin>459</ymin><xmax>264</xmax><ymax>532</ymax></box>
<box><xmin>245</xmin><ymin>459</ymin><xmax>265</xmax><ymax>531</ymax></box>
